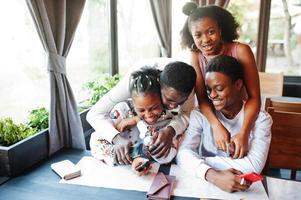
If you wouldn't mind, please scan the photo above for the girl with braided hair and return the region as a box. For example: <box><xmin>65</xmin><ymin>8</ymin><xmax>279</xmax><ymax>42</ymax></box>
<box><xmin>90</xmin><ymin>67</ymin><xmax>180</xmax><ymax>175</ymax></box>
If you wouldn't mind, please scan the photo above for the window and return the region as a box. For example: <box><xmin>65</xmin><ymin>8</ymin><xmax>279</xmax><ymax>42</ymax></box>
<box><xmin>228</xmin><ymin>0</ymin><xmax>260</xmax><ymax>56</ymax></box>
<box><xmin>117</xmin><ymin>0</ymin><xmax>159</xmax><ymax>75</ymax></box>
<box><xmin>68</xmin><ymin>0</ymin><xmax>110</xmax><ymax>104</ymax></box>
<box><xmin>266</xmin><ymin>0</ymin><xmax>301</xmax><ymax>75</ymax></box>
<box><xmin>0</xmin><ymin>0</ymin><xmax>48</xmax><ymax>122</ymax></box>
<box><xmin>172</xmin><ymin>0</ymin><xmax>191</xmax><ymax>62</ymax></box>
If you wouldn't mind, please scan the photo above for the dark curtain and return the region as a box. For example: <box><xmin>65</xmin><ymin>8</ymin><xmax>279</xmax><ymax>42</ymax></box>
<box><xmin>149</xmin><ymin>0</ymin><xmax>172</xmax><ymax>57</ymax></box>
<box><xmin>26</xmin><ymin>0</ymin><xmax>86</xmax><ymax>155</ymax></box>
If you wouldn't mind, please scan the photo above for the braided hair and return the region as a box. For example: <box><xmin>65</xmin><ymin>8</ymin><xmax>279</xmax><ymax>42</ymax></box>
<box><xmin>129</xmin><ymin>67</ymin><xmax>161</xmax><ymax>97</ymax></box>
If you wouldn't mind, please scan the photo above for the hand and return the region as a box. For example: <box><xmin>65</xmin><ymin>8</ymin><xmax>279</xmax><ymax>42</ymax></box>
<box><xmin>212</xmin><ymin>123</ymin><xmax>231</xmax><ymax>152</ymax></box>
<box><xmin>115</xmin><ymin>117</ymin><xmax>139</xmax><ymax>132</ymax></box>
<box><xmin>131</xmin><ymin>157</ymin><xmax>151</xmax><ymax>176</ymax></box>
<box><xmin>205</xmin><ymin>168</ymin><xmax>251</xmax><ymax>193</ymax></box>
<box><xmin>148</xmin><ymin>126</ymin><xmax>175</xmax><ymax>159</ymax></box>
<box><xmin>112</xmin><ymin>134</ymin><xmax>132</xmax><ymax>165</ymax></box>
<box><xmin>231</xmin><ymin>131</ymin><xmax>249</xmax><ymax>159</ymax></box>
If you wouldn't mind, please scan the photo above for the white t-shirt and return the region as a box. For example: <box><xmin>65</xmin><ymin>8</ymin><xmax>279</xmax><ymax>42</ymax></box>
<box><xmin>176</xmin><ymin>104</ymin><xmax>272</xmax><ymax>181</ymax></box>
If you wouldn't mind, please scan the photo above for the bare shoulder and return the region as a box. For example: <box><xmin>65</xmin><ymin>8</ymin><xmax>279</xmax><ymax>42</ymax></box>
<box><xmin>235</xmin><ymin>42</ymin><xmax>256</xmax><ymax>65</ymax></box>
<box><xmin>236</xmin><ymin>42</ymin><xmax>252</xmax><ymax>55</ymax></box>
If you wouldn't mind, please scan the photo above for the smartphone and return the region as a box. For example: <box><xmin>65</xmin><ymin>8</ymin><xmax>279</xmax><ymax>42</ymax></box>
<box><xmin>239</xmin><ymin>172</ymin><xmax>263</xmax><ymax>182</ymax></box>
<box><xmin>135</xmin><ymin>160</ymin><xmax>150</xmax><ymax>172</ymax></box>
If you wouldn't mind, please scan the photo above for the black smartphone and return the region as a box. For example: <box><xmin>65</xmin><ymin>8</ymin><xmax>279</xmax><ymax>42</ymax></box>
<box><xmin>135</xmin><ymin>160</ymin><xmax>150</xmax><ymax>172</ymax></box>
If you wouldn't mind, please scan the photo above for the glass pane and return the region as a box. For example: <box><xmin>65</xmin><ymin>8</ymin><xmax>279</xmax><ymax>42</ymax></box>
<box><xmin>266</xmin><ymin>0</ymin><xmax>301</xmax><ymax>75</ymax></box>
<box><xmin>0</xmin><ymin>1</ymin><xmax>48</xmax><ymax>122</ymax></box>
<box><xmin>117</xmin><ymin>0</ymin><xmax>160</xmax><ymax>75</ymax></box>
<box><xmin>68</xmin><ymin>0</ymin><xmax>110</xmax><ymax>104</ymax></box>
<box><xmin>228</xmin><ymin>0</ymin><xmax>260</xmax><ymax>55</ymax></box>
<box><xmin>172</xmin><ymin>0</ymin><xmax>191</xmax><ymax>62</ymax></box>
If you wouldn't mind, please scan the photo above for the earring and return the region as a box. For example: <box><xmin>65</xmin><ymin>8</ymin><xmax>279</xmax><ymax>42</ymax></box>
<box><xmin>191</xmin><ymin>43</ymin><xmax>198</xmax><ymax>51</ymax></box>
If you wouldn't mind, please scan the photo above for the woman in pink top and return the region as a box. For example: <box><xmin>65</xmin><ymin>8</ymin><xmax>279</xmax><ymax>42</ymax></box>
<box><xmin>180</xmin><ymin>2</ymin><xmax>261</xmax><ymax>159</ymax></box>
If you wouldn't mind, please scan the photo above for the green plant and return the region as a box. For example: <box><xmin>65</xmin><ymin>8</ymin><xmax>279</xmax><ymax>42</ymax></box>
<box><xmin>27</xmin><ymin>107</ymin><xmax>49</xmax><ymax>132</ymax></box>
<box><xmin>83</xmin><ymin>74</ymin><xmax>121</xmax><ymax>106</ymax></box>
<box><xmin>0</xmin><ymin>118</ymin><xmax>37</xmax><ymax>146</ymax></box>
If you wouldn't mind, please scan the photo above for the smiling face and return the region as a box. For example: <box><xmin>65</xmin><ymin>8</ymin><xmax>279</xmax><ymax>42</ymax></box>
<box><xmin>190</xmin><ymin>17</ymin><xmax>223</xmax><ymax>56</ymax></box>
<box><xmin>205</xmin><ymin>71</ymin><xmax>243</xmax><ymax>116</ymax></box>
<box><xmin>132</xmin><ymin>93</ymin><xmax>163</xmax><ymax>125</ymax></box>
<box><xmin>160</xmin><ymin>86</ymin><xmax>189</xmax><ymax>110</ymax></box>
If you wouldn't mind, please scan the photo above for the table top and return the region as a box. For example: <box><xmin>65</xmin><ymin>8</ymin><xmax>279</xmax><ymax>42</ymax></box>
<box><xmin>0</xmin><ymin>149</ymin><xmax>196</xmax><ymax>200</ymax></box>
<box><xmin>1</xmin><ymin>149</ymin><xmax>300</xmax><ymax>200</ymax></box>
<box><xmin>266</xmin><ymin>176</ymin><xmax>301</xmax><ymax>199</ymax></box>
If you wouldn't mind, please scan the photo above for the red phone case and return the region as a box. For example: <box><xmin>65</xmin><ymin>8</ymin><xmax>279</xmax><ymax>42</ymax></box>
<box><xmin>239</xmin><ymin>172</ymin><xmax>263</xmax><ymax>182</ymax></box>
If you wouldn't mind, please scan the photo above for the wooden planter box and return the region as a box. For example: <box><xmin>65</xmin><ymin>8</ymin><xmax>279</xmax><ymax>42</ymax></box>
<box><xmin>0</xmin><ymin>109</ymin><xmax>94</xmax><ymax>177</ymax></box>
<box><xmin>0</xmin><ymin>129</ymin><xmax>49</xmax><ymax>177</ymax></box>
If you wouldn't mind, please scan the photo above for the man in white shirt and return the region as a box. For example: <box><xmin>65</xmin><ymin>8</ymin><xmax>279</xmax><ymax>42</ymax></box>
<box><xmin>87</xmin><ymin>59</ymin><xmax>197</xmax><ymax>165</ymax></box>
<box><xmin>176</xmin><ymin>55</ymin><xmax>272</xmax><ymax>192</ymax></box>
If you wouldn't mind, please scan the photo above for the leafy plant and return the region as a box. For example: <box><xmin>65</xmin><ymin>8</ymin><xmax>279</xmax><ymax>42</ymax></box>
<box><xmin>0</xmin><ymin>118</ymin><xmax>37</xmax><ymax>146</ymax></box>
<box><xmin>27</xmin><ymin>107</ymin><xmax>49</xmax><ymax>132</ymax></box>
<box><xmin>83</xmin><ymin>74</ymin><xmax>121</xmax><ymax>106</ymax></box>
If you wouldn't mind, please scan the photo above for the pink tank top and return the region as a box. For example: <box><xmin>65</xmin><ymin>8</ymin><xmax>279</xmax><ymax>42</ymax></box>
<box><xmin>198</xmin><ymin>42</ymin><xmax>248</xmax><ymax>99</ymax></box>
<box><xmin>198</xmin><ymin>42</ymin><xmax>238</xmax><ymax>79</ymax></box>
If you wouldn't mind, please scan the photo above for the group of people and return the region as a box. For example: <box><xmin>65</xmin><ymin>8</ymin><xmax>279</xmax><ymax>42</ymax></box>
<box><xmin>86</xmin><ymin>2</ymin><xmax>272</xmax><ymax>193</ymax></box>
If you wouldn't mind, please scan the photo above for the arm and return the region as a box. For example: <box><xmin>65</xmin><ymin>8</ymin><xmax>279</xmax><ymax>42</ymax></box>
<box><xmin>89</xmin><ymin>101</ymin><xmax>134</xmax><ymax>165</ymax></box>
<box><xmin>115</xmin><ymin>116</ymin><xmax>140</xmax><ymax>132</ymax></box>
<box><xmin>205</xmin><ymin>168</ymin><xmax>250</xmax><ymax>193</ymax></box>
<box><xmin>167</xmin><ymin>90</ymin><xmax>195</xmax><ymax>135</ymax></box>
<box><xmin>176</xmin><ymin>110</ymin><xmax>212</xmax><ymax>181</ymax></box>
<box><xmin>149</xmin><ymin>95</ymin><xmax>195</xmax><ymax>158</ymax></box>
<box><xmin>152</xmin><ymin>147</ymin><xmax>177</xmax><ymax>164</ymax></box>
<box><xmin>176</xmin><ymin>111</ymin><xmax>249</xmax><ymax>192</ymax></box>
<box><xmin>86</xmin><ymin>71</ymin><xmax>132</xmax><ymax>142</ymax></box>
<box><xmin>205</xmin><ymin>111</ymin><xmax>272</xmax><ymax>173</ymax></box>
<box><xmin>149</xmin><ymin>98</ymin><xmax>193</xmax><ymax>158</ymax></box>
<box><xmin>191</xmin><ymin>51</ymin><xmax>230</xmax><ymax>152</ymax></box>
<box><xmin>231</xmin><ymin>43</ymin><xmax>261</xmax><ymax>158</ymax></box>
<box><xmin>146</xmin><ymin>76</ymin><xmax>197</xmax><ymax>159</ymax></box>
<box><xmin>177</xmin><ymin>111</ymin><xmax>271</xmax><ymax>192</ymax></box>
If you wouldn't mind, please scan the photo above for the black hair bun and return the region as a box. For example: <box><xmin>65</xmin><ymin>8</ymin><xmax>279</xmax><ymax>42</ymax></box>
<box><xmin>182</xmin><ymin>2</ymin><xmax>197</xmax><ymax>16</ymax></box>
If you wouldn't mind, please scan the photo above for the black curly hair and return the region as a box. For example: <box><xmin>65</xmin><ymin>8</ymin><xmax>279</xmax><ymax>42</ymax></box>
<box><xmin>129</xmin><ymin>67</ymin><xmax>161</xmax><ymax>97</ymax></box>
<box><xmin>180</xmin><ymin>2</ymin><xmax>239</xmax><ymax>50</ymax></box>
<box><xmin>160</xmin><ymin>61</ymin><xmax>196</xmax><ymax>95</ymax></box>
<box><xmin>206</xmin><ymin>55</ymin><xmax>243</xmax><ymax>82</ymax></box>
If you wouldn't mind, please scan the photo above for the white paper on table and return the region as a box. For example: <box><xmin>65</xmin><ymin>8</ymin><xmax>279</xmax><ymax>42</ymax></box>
<box><xmin>267</xmin><ymin>176</ymin><xmax>301</xmax><ymax>200</ymax></box>
<box><xmin>60</xmin><ymin>156</ymin><xmax>159</xmax><ymax>192</ymax></box>
<box><xmin>170</xmin><ymin>164</ymin><xmax>268</xmax><ymax>200</ymax></box>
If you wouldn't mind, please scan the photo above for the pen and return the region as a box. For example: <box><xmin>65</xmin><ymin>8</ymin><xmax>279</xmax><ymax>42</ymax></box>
<box><xmin>240</xmin><ymin>177</ymin><xmax>245</xmax><ymax>185</ymax></box>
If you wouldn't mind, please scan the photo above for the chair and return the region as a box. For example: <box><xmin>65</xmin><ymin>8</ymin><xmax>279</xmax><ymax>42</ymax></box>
<box><xmin>259</xmin><ymin>72</ymin><xmax>284</xmax><ymax>97</ymax></box>
<box><xmin>264</xmin><ymin>108</ymin><xmax>301</xmax><ymax>180</ymax></box>
<box><xmin>264</xmin><ymin>97</ymin><xmax>301</xmax><ymax>113</ymax></box>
